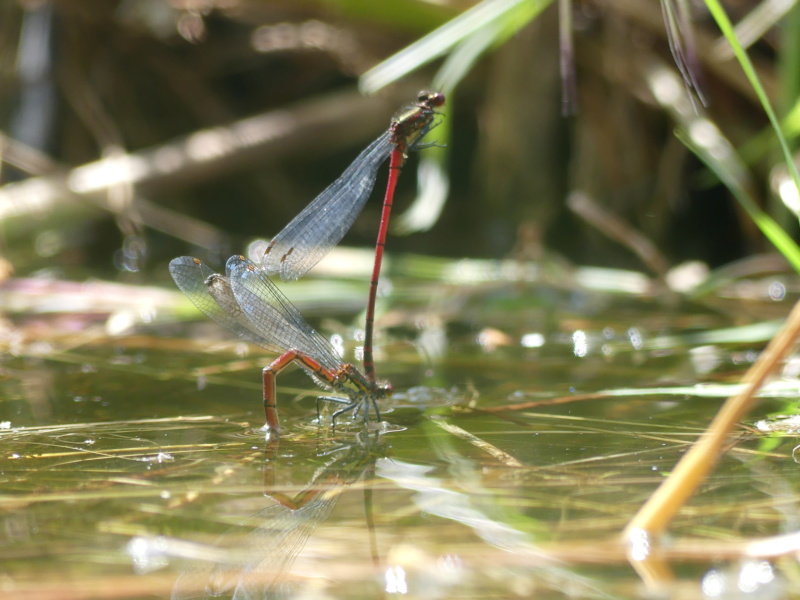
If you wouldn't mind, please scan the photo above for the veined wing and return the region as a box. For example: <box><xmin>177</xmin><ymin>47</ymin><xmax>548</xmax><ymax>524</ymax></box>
<box><xmin>226</xmin><ymin>255</ymin><xmax>343</xmax><ymax>373</ymax></box>
<box><xmin>259</xmin><ymin>131</ymin><xmax>394</xmax><ymax>281</ymax></box>
<box><xmin>169</xmin><ymin>256</ymin><xmax>282</xmax><ymax>354</ymax></box>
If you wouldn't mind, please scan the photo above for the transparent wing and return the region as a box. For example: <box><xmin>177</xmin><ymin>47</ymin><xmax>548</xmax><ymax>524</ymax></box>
<box><xmin>232</xmin><ymin>496</ymin><xmax>339</xmax><ymax>600</ymax></box>
<box><xmin>260</xmin><ymin>131</ymin><xmax>394</xmax><ymax>281</ymax></box>
<box><xmin>169</xmin><ymin>256</ymin><xmax>280</xmax><ymax>353</ymax></box>
<box><xmin>170</xmin><ymin>499</ymin><xmax>337</xmax><ymax>600</ymax></box>
<box><xmin>226</xmin><ymin>255</ymin><xmax>343</xmax><ymax>372</ymax></box>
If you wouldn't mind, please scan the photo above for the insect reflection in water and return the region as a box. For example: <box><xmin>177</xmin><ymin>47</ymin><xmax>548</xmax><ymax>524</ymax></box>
<box><xmin>170</xmin><ymin>434</ymin><xmax>384</xmax><ymax>600</ymax></box>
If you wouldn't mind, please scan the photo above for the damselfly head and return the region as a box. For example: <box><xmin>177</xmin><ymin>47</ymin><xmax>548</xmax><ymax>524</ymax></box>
<box><xmin>204</xmin><ymin>271</ymin><xmax>235</xmax><ymax>302</ymax></box>
<box><xmin>204</xmin><ymin>273</ymin><xmax>224</xmax><ymax>287</ymax></box>
<box><xmin>390</xmin><ymin>91</ymin><xmax>445</xmax><ymax>150</ymax></box>
<box><xmin>378</xmin><ymin>381</ymin><xmax>393</xmax><ymax>398</ymax></box>
<box><xmin>417</xmin><ymin>90</ymin><xmax>445</xmax><ymax>109</ymax></box>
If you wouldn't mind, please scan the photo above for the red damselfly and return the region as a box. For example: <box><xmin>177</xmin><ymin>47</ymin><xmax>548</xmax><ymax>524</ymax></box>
<box><xmin>362</xmin><ymin>91</ymin><xmax>445</xmax><ymax>383</ymax></box>
<box><xmin>260</xmin><ymin>91</ymin><xmax>446</xmax><ymax>382</ymax></box>
<box><xmin>169</xmin><ymin>255</ymin><xmax>389</xmax><ymax>433</ymax></box>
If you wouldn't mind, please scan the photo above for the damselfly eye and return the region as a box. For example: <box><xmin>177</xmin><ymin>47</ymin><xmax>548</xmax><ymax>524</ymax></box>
<box><xmin>416</xmin><ymin>90</ymin><xmax>445</xmax><ymax>108</ymax></box>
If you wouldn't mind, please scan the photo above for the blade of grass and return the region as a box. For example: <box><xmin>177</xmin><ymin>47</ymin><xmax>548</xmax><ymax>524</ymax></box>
<box><xmin>703</xmin><ymin>0</ymin><xmax>800</xmax><ymax>212</ymax></box>
<box><xmin>624</xmin><ymin>295</ymin><xmax>800</xmax><ymax>537</ymax></box>
<box><xmin>433</xmin><ymin>0</ymin><xmax>551</xmax><ymax>94</ymax></box>
<box><xmin>558</xmin><ymin>0</ymin><xmax>577</xmax><ymax>114</ymax></box>
<box><xmin>359</xmin><ymin>0</ymin><xmax>552</xmax><ymax>94</ymax></box>
<box><xmin>711</xmin><ymin>0</ymin><xmax>798</xmax><ymax>60</ymax></box>
<box><xmin>662</xmin><ymin>0</ymin><xmax>708</xmax><ymax>109</ymax></box>
<box><xmin>642</xmin><ymin>59</ymin><xmax>800</xmax><ymax>271</ymax></box>
<box><xmin>677</xmin><ymin>125</ymin><xmax>800</xmax><ymax>272</ymax></box>
<box><xmin>780</xmin><ymin>3</ymin><xmax>800</xmax><ymax>142</ymax></box>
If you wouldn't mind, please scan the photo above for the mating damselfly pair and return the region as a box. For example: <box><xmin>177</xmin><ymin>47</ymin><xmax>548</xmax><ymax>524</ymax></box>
<box><xmin>170</xmin><ymin>91</ymin><xmax>445</xmax><ymax>433</ymax></box>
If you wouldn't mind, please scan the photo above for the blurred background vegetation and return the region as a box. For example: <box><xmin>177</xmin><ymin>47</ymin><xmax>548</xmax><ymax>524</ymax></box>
<box><xmin>0</xmin><ymin>0</ymin><xmax>798</xmax><ymax>287</ymax></box>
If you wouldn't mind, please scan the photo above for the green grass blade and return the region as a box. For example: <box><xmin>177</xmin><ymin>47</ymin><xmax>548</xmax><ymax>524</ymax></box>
<box><xmin>704</xmin><ymin>0</ymin><xmax>800</xmax><ymax>214</ymax></box>
<box><xmin>677</xmin><ymin>125</ymin><xmax>800</xmax><ymax>272</ymax></box>
<box><xmin>359</xmin><ymin>0</ymin><xmax>551</xmax><ymax>94</ymax></box>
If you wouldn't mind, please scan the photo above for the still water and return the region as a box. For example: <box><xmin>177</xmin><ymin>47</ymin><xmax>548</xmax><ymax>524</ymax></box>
<box><xmin>2</xmin><ymin>266</ymin><xmax>799</xmax><ymax>599</ymax></box>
